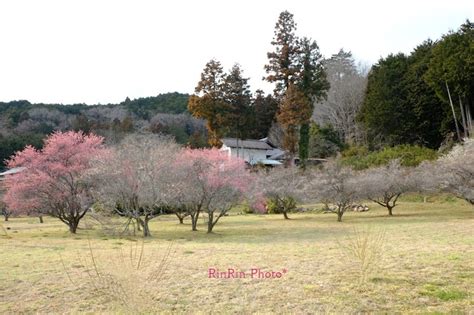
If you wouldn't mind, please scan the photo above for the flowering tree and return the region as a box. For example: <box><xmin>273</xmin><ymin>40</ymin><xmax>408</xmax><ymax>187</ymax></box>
<box><xmin>92</xmin><ymin>134</ymin><xmax>179</xmax><ymax>237</ymax></box>
<box><xmin>307</xmin><ymin>162</ymin><xmax>363</xmax><ymax>222</ymax></box>
<box><xmin>359</xmin><ymin>160</ymin><xmax>415</xmax><ymax>215</ymax></box>
<box><xmin>171</xmin><ymin>149</ymin><xmax>253</xmax><ymax>233</ymax></box>
<box><xmin>3</xmin><ymin>131</ymin><xmax>109</xmax><ymax>233</ymax></box>
<box><xmin>253</xmin><ymin>167</ymin><xmax>305</xmax><ymax>219</ymax></box>
<box><xmin>422</xmin><ymin>139</ymin><xmax>474</xmax><ymax>205</ymax></box>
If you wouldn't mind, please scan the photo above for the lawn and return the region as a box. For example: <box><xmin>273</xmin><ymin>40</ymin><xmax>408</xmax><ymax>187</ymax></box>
<box><xmin>0</xmin><ymin>200</ymin><xmax>473</xmax><ymax>313</ymax></box>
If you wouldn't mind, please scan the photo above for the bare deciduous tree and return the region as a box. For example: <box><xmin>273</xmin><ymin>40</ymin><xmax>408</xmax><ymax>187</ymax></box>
<box><xmin>313</xmin><ymin>49</ymin><xmax>367</xmax><ymax>144</ymax></box>
<box><xmin>359</xmin><ymin>160</ymin><xmax>415</xmax><ymax>215</ymax></box>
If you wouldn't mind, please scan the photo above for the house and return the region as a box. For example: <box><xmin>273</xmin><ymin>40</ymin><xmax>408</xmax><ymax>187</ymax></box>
<box><xmin>220</xmin><ymin>138</ymin><xmax>284</xmax><ymax>166</ymax></box>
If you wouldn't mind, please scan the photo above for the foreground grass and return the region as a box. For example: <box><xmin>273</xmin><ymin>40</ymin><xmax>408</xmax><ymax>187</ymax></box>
<box><xmin>0</xmin><ymin>201</ymin><xmax>473</xmax><ymax>313</ymax></box>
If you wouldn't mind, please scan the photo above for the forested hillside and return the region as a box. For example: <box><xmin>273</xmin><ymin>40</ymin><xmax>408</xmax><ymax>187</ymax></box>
<box><xmin>0</xmin><ymin>92</ymin><xmax>209</xmax><ymax>170</ymax></box>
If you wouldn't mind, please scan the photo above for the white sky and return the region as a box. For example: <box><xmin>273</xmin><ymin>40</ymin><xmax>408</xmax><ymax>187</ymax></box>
<box><xmin>0</xmin><ymin>0</ymin><xmax>472</xmax><ymax>104</ymax></box>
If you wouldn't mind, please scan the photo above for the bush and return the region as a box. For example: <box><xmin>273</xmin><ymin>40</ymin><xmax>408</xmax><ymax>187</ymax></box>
<box><xmin>309</xmin><ymin>123</ymin><xmax>345</xmax><ymax>158</ymax></box>
<box><xmin>266</xmin><ymin>196</ymin><xmax>297</xmax><ymax>214</ymax></box>
<box><xmin>342</xmin><ymin>144</ymin><xmax>438</xmax><ymax>170</ymax></box>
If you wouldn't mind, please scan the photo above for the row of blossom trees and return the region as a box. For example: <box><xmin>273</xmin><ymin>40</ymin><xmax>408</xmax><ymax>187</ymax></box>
<box><xmin>3</xmin><ymin>131</ymin><xmax>252</xmax><ymax>236</ymax></box>
<box><xmin>2</xmin><ymin>131</ymin><xmax>472</xmax><ymax>234</ymax></box>
<box><xmin>256</xmin><ymin>139</ymin><xmax>473</xmax><ymax>222</ymax></box>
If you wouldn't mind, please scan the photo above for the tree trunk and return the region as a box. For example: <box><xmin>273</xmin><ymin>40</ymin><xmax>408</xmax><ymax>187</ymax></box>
<box><xmin>337</xmin><ymin>209</ymin><xmax>343</xmax><ymax>222</ymax></box>
<box><xmin>69</xmin><ymin>219</ymin><xmax>79</xmax><ymax>234</ymax></box>
<box><xmin>207</xmin><ymin>212</ymin><xmax>215</xmax><ymax>233</ymax></box>
<box><xmin>142</xmin><ymin>219</ymin><xmax>151</xmax><ymax>237</ymax></box>
<box><xmin>38</xmin><ymin>215</ymin><xmax>44</xmax><ymax>223</ymax></box>
<box><xmin>4</xmin><ymin>213</ymin><xmax>9</xmax><ymax>221</ymax></box>
<box><xmin>176</xmin><ymin>213</ymin><xmax>185</xmax><ymax>224</ymax></box>
<box><xmin>387</xmin><ymin>206</ymin><xmax>393</xmax><ymax>216</ymax></box>
<box><xmin>283</xmin><ymin>211</ymin><xmax>290</xmax><ymax>220</ymax></box>
<box><xmin>191</xmin><ymin>211</ymin><xmax>200</xmax><ymax>231</ymax></box>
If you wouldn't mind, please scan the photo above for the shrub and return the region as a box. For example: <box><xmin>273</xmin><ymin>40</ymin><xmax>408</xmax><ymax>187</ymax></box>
<box><xmin>266</xmin><ymin>196</ymin><xmax>297</xmax><ymax>215</ymax></box>
<box><xmin>342</xmin><ymin>144</ymin><xmax>438</xmax><ymax>170</ymax></box>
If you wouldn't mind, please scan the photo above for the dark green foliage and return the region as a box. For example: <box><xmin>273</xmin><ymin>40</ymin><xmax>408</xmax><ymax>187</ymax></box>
<box><xmin>341</xmin><ymin>144</ymin><xmax>438</xmax><ymax>170</ymax></box>
<box><xmin>298</xmin><ymin>123</ymin><xmax>310</xmax><ymax>163</ymax></box>
<box><xmin>359</xmin><ymin>21</ymin><xmax>473</xmax><ymax>148</ymax></box>
<box><xmin>358</xmin><ymin>53</ymin><xmax>413</xmax><ymax>146</ymax></box>
<box><xmin>405</xmin><ymin>41</ymin><xmax>447</xmax><ymax>147</ymax></box>
<box><xmin>222</xmin><ymin>64</ymin><xmax>254</xmax><ymax>139</ymax></box>
<box><xmin>249</xmin><ymin>91</ymin><xmax>278</xmax><ymax>139</ymax></box>
<box><xmin>425</xmin><ymin>20</ymin><xmax>474</xmax><ymax>115</ymax></box>
<box><xmin>0</xmin><ymin>133</ymin><xmax>44</xmax><ymax>171</ymax></box>
<box><xmin>296</xmin><ymin>37</ymin><xmax>329</xmax><ymax>103</ymax></box>
<box><xmin>308</xmin><ymin>123</ymin><xmax>345</xmax><ymax>158</ymax></box>
<box><xmin>121</xmin><ymin>92</ymin><xmax>190</xmax><ymax>118</ymax></box>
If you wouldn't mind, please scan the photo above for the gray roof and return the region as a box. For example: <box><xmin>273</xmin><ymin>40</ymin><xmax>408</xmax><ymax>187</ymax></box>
<box><xmin>221</xmin><ymin>138</ymin><xmax>273</xmax><ymax>150</ymax></box>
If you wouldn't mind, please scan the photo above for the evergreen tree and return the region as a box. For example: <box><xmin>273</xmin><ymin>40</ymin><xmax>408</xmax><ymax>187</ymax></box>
<box><xmin>188</xmin><ymin>59</ymin><xmax>231</xmax><ymax>146</ymax></box>
<box><xmin>222</xmin><ymin>64</ymin><xmax>253</xmax><ymax>139</ymax></box>
<box><xmin>264</xmin><ymin>10</ymin><xmax>300</xmax><ymax>97</ymax></box>
<box><xmin>251</xmin><ymin>90</ymin><xmax>279</xmax><ymax>139</ymax></box>
<box><xmin>295</xmin><ymin>37</ymin><xmax>329</xmax><ymax>164</ymax></box>
<box><xmin>358</xmin><ymin>53</ymin><xmax>413</xmax><ymax>147</ymax></box>
<box><xmin>277</xmin><ymin>84</ymin><xmax>312</xmax><ymax>157</ymax></box>
<box><xmin>405</xmin><ymin>40</ymin><xmax>446</xmax><ymax>148</ymax></box>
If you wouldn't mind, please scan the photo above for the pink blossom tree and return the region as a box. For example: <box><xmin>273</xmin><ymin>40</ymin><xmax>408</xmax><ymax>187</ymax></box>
<box><xmin>3</xmin><ymin>131</ymin><xmax>109</xmax><ymax>233</ymax></box>
<box><xmin>171</xmin><ymin>149</ymin><xmax>253</xmax><ymax>233</ymax></box>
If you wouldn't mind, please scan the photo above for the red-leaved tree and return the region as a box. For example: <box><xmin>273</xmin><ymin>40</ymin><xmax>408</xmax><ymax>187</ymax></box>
<box><xmin>3</xmin><ymin>131</ymin><xmax>109</xmax><ymax>233</ymax></box>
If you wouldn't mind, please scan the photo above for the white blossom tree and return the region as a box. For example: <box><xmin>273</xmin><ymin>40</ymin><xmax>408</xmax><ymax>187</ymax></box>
<box><xmin>422</xmin><ymin>138</ymin><xmax>474</xmax><ymax>205</ymax></box>
<box><xmin>359</xmin><ymin>160</ymin><xmax>415</xmax><ymax>215</ymax></box>
<box><xmin>306</xmin><ymin>162</ymin><xmax>363</xmax><ymax>221</ymax></box>
<box><xmin>92</xmin><ymin>134</ymin><xmax>179</xmax><ymax>237</ymax></box>
<box><xmin>253</xmin><ymin>167</ymin><xmax>306</xmax><ymax>219</ymax></box>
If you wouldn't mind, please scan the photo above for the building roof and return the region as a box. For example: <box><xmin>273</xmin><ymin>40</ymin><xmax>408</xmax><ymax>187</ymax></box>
<box><xmin>221</xmin><ymin>138</ymin><xmax>273</xmax><ymax>150</ymax></box>
<box><xmin>250</xmin><ymin>159</ymin><xmax>283</xmax><ymax>166</ymax></box>
<box><xmin>0</xmin><ymin>167</ymin><xmax>26</xmax><ymax>177</ymax></box>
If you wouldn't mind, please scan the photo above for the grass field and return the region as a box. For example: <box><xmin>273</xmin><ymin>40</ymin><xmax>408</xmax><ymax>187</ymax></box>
<box><xmin>0</xmin><ymin>200</ymin><xmax>473</xmax><ymax>313</ymax></box>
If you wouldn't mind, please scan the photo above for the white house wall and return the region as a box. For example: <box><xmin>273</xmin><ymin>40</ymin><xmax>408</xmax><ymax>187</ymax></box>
<box><xmin>220</xmin><ymin>145</ymin><xmax>267</xmax><ymax>164</ymax></box>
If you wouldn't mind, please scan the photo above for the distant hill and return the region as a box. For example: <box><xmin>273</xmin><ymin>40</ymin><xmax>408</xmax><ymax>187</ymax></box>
<box><xmin>0</xmin><ymin>92</ymin><xmax>209</xmax><ymax>171</ymax></box>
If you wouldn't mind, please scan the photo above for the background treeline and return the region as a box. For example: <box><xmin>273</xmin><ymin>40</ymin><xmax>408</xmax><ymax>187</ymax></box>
<box><xmin>0</xmin><ymin>93</ymin><xmax>208</xmax><ymax>170</ymax></box>
<box><xmin>359</xmin><ymin>20</ymin><xmax>473</xmax><ymax>150</ymax></box>
<box><xmin>314</xmin><ymin>20</ymin><xmax>473</xmax><ymax>166</ymax></box>
<box><xmin>1</xmin><ymin>19</ymin><xmax>472</xmax><ymax>171</ymax></box>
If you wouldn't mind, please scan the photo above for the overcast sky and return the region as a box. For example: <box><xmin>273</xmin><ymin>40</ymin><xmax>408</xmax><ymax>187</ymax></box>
<box><xmin>0</xmin><ymin>0</ymin><xmax>472</xmax><ymax>104</ymax></box>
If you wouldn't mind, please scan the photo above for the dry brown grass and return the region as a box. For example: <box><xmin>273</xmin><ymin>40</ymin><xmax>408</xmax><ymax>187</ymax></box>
<box><xmin>0</xmin><ymin>200</ymin><xmax>473</xmax><ymax>313</ymax></box>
